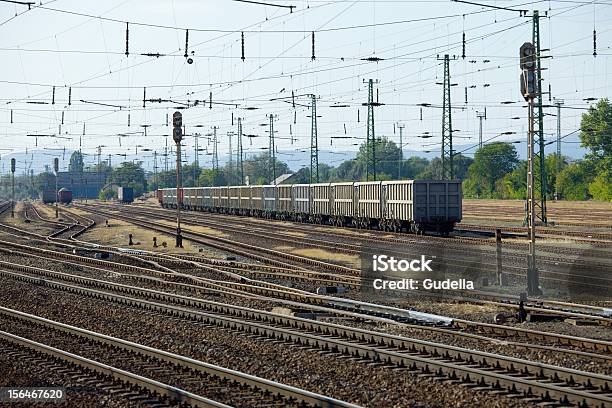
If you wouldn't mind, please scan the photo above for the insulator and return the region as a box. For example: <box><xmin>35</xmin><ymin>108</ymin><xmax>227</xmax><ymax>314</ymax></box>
<box><xmin>119</xmin><ymin>137</ymin><xmax>121</xmax><ymax>147</ymax></box>
<box><xmin>484</xmin><ymin>107</ymin><xmax>487</xmax><ymax>120</ymax></box>
<box><xmin>241</xmin><ymin>32</ymin><xmax>245</xmax><ymax>61</ymax></box>
<box><xmin>344</xmin><ymin>123</ymin><xmax>347</xmax><ymax>134</ymax></box>
<box><xmin>393</xmin><ymin>123</ymin><xmax>396</xmax><ymax>134</ymax></box>
<box><xmin>311</xmin><ymin>31</ymin><xmax>315</xmax><ymax>61</ymax></box>
<box><xmin>294</xmin><ymin>111</ymin><xmax>297</xmax><ymax>124</ymax></box>
<box><xmin>465</xmin><ymin>87</ymin><xmax>468</xmax><ymax>104</ymax></box>
<box><xmin>209</xmin><ymin>91</ymin><xmax>212</xmax><ymax>109</ymax></box>
<box><xmin>83</xmin><ymin>122</ymin><xmax>85</xmax><ymax>135</ymax></box>
<box><xmin>232</xmin><ymin>112</ymin><xmax>234</xmax><ymax>126</ymax></box>
<box><xmin>128</xmin><ymin>113</ymin><xmax>131</xmax><ymax>127</ymax></box>
<box><xmin>184</xmin><ymin>29</ymin><xmax>189</xmax><ymax>58</ymax></box>
<box><xmin>52</xmin><ymin>86</ymin><xmax>55</xmax><ymax>104</ymax></box>
<box><xmin>289</xmin><ymin>124</ymin><xmax>292</xmax><ymax>135</ymax></box>
<box><xmin>593</xmin><ymin>29</ymin><xmax>597</xmax><ymax>57</ymax></box>
<box><xmin>357</xmin><ymin>109</ymin><xmax>360</xmax><ymax>123</ymax></box>
<box><xmin>68</xmin><ymin>87</ymin><xmax>72</xmax><ymax>105</ymax></box>
<box><xmin>166</xmin><ymin>113</ymin><xmax>169</xmax><ymax>126</ymax></box>
<box><xmin>125</xmin><ymin>23</ymin><xmax>129</xmax><ymax>57</ymax></box>
<box><xmin>420</xmin><ymin>107</ymin><xmax>423</xmax><ymax>121</ymax></box>
<box><xmin>292</xmin><ymin>90</ymin><xmax>295</xmax><ymax>108</ymax></box>
<box><xmin>462</xmin><ymin>32</ymin><xmax>466</xmax><ymax>59</ymax></box>
<box><xmin>10</xmin><ymin>110</ymin><xmax>12</xmax><ymax>123</ymax></box>
<box><xmin>61</xmin><ymin>111</ymin><xmax>64</xmax><ymax>125</ymax></box>
<box><xmin>143</xmin><ymin>87</ymin><xmax>146</xmax><ymax>108</ymax></box>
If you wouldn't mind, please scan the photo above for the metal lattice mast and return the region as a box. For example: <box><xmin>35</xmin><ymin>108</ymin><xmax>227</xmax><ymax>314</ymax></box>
<box><xmin>364</xmin><ymin>79</ymin><xmax>377</xmax><ymax>181</ymax></box>
<box><xmin>554</xmin><ymin>98</ymin><xmax>564</xmax><ymax>200</ymax></box>
<box><xmin>237</xmin><ymin>117</ymin><xmax>244</xmax><ymax>184</ymax></box>
<box><xmin>532</xmin><ymin>10</ymin><xmax>548</xmax><ymax>224</ymax></box>
<box><xmin>268</xmin><ymin>114</ymin><xmax>277</xmax><ymax>183</ymax></box>
<box><xmin>310</xmin><ymin>94</ymin><xmax>319</xmax><ymax>183</ymax></box>
<box><xmin>441</xmin><ymin>54</ymin><xmax>454</xmax><ymax>180</ymax></box>
<box><xmin>212</xmin><ymin>126</ymin><xmax>219</xmax><ymax>172</ymax></box>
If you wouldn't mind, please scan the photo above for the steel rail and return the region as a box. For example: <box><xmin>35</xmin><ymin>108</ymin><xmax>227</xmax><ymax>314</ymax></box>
<box><xmin>0</xmin><ymin>330</ymin><xmax>232</xmax><ymax>408</ymax></box>
<box><xmin>1</xmin><ymin>268</ymin><xmax>610</xmax><ymax>407</ymax></box>
<box><xmin>0</xmin><ymin>306</ymin><xmax>357</xmax><ymax>408</ymax></box>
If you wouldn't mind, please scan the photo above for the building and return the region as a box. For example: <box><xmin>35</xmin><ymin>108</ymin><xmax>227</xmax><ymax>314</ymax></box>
<box><xmin>46</xmin><ymin>171</ymin><xmax>107</xmax><ymax>199</ymax></box>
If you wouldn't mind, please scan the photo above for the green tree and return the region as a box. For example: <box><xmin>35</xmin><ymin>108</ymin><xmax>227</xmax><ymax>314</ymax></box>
<box><xmin>579</xmin><ymin>98</ymin><xmax>612</xmax><ymax>200</ymax></box>
<box><xmin>463</xmin><ymin>142</ymin><xmax>519</xmax><ymax>198</ymax></box>
<box><xmin>416</xmin><ymin>154</ymin><xmax>472</xmax><ymax>181</ymax></box>
<box><xmin>355</xmin><ymin>137</ymin><xmax>401</xmax><ymax>180</ymax></box>
<box><xmin>499</xmin><ymin>161</ymin><xmax>527</xmax><ymax>199</ymax></box>
<box><xmin>556</xmin><ymin>162</ymin><xmax>590</xmax><ymax>200</ymax></box>
<box><xmin>68</xmin><ymin>151</ymin><xmax>84</xmax><ymax>173</ymax></box>
<box><xmin>545</xmin><ymin>153</ymin><xmax>569</xmax><ymax>199</ymax></box>
<box><xmin>111</xmin><ymin>162</ymin><xmax>146</xmax><ymax>197</ymax></box>
<box><xmin>401</xmin><ymin>157</ymin><xmax>429</xmax><ymax>179</ymax></box>
<box><xmin>588</xmin><ymin>174</ymin><xmax>612</xmax><ymax>201</ymax></box>
<box><xmin>197</xmin><ymin>169</ymin><xmax>227</xmax><ymax>186</ymax></box>
<box><xmin>242</xmin><ymin>152</ymin><xmax>290</xmax><ymax>184</ymax></box>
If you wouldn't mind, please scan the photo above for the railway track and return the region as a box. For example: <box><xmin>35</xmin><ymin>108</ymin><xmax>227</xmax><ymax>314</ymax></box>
<box><xmin>4</xmin><ymin>202</ymin><xmax>612</xmax><ymax>324</ymax></box>
<box><xmin>0</xmin><ymin>306</ymin><xmax>355</xmax><ymax>408</ymax></box>
<box><xmin>134</xmin><ymin>200</ymin><xmax>612</xmax><ymax>264</ymax></box>
<box><xmin>73</xmin><ymin>202</ymin><xmax>612</xmax><ymax>306</ymax></box>
<box><xmin>1</xmin><ymin>247</ymin><xmax>610</xmax><ymax>355</ymax></box>
<box><xmin>1</xmin><ymin>267</ymin><xmax>610</xmax><ymax>408</ymax></box>
<box><xmin>458</xmin><ymin>223</ymin><xmax>612</xmax><ymax>242</ymax></box>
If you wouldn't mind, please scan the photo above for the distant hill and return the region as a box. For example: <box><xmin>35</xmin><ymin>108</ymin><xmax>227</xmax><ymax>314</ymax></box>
<box><xmin>1</xmin><ymin>142</ymin><xmax>588</xmax><ymax>175</ymax></box>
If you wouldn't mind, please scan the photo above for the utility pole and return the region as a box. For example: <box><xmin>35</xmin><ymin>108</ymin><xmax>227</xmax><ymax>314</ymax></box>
<box><xmin>476</xmin><ymin>111</ymin><xmax>486</xmax><ymax>150</ymax></box>
<box><xmin>227</xmin><ymin>131</ymin><xmax>234</xmax><ymax>185</ymax></box>
<box><xmin>397</xmin><ymin>123</ymin><xmax>405</xmax><ymax>179</ymax></box>
<box><xmin>553</xmin><ymin>98</ymin><xmax>564</xmax><ymax>200</ymax></box>
<box><xmin>520</xmin><ymin>41</ymin><xmax>541</xmax><ymax>296</ymax></box>
<box><xmin>173</xmin><ymin>111</ymin><xmax>183</xmax><ymax>248</ymax></box>
<box><xmin>267</xmin><ymin>114</ymin><xmax>277</xmax><ymax>184</ymax></box>
<box><xmin>212</xmin><ymin>126</ymin><xmax>219</xmax><ymax>172</ymax></box>
<box><xmin>439</xmin><ymin>54</ymin><xmax>455</xmax><ymax>180</ymax></box>
<box><xmin>309</xmin><ymin>95</ymin><xmax>319</xmax><ymax>183</ymax></box>
<box><xmin>164</xmin><ymin>137</ymin><xmax>169</xmax><ymax>172</ymax></box>
<box><xmin>54</xmin><ymin>157</ymin><xmax>59</xmax><ymax>218</ymax></box>
<box><xmin>363</xmin><ymin>79</ymin><xmax>381</xmax><ymax>181</ymax></box>
<box><xmin>194</xmin><ymin>133</ymin><xmax>199</xmax><ymax>168</ymax></box>
<box><xmin>10</xmin><ymin>158</ymin><xmax>15</xmax><ymax>218</ymax></box>
<box><xmin>531</xmin><ymin>10</ymin><xmax>548</xmax><ymax>225</ymax></box>
<box><xmin>237</xmin><ymin>117</ymin><xmax>244</xmax><ymax>184</ymax></box>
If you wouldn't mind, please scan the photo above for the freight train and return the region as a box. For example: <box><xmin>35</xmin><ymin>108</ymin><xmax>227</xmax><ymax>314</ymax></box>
<box><xmin>157</xmin><ymin>180</ymin><xmax>462</xmax><ymax>234</ymax></box>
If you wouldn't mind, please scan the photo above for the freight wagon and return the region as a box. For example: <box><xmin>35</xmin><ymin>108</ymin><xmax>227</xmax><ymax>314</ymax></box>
<box><xmin>58</xmin><ymin>188</ymin><xmax>73</xmax><ymax>204</ymax></box>
<box><xmin>117</xmin><ymin>186</ymin><xmax>134</xmax><ymax>204</ymax></box>
<box><xmin>158</xmin><ymin>179</ymin><xmax>462</xmax><ymax>234</ymax></box>
<box><xmin>41</xmin><ymin>189</ymin><xmax>56</xmax><ymax>204</ymax></box>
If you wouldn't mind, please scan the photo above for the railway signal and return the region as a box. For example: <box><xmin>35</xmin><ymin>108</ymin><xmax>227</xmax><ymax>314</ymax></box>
<box><xmin>173</xmin><ymin>111</ymin><xmax>183</xmax><ymax>248</ymax></box>
<box><xmin>10</xmin><ymin>158</ymin><xmax>15</xmax><ymax>218</ymax></box>
<box><xmin>520</xmin><ymin>42</ymin><xmax>540</xmax><ymax>296</ymax></box>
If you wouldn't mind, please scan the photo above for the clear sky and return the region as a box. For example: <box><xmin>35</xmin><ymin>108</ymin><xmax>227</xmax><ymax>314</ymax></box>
<box><xmin>1</xmin><ymin>0</ymin><xmax>611</xmax><ymax>172</ymax></box>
